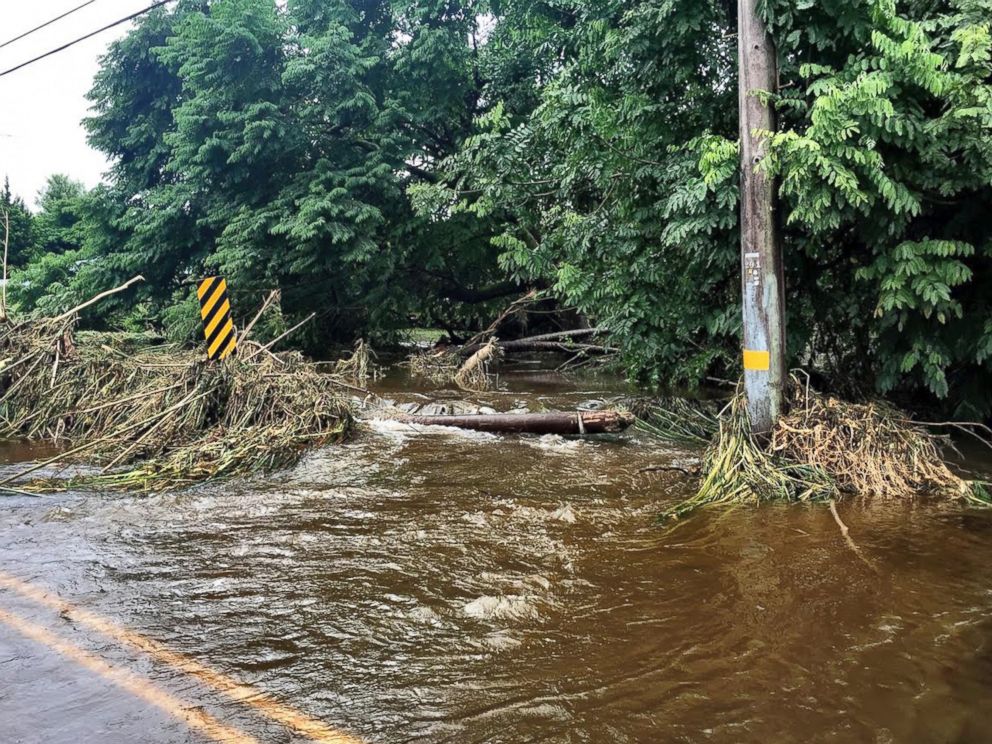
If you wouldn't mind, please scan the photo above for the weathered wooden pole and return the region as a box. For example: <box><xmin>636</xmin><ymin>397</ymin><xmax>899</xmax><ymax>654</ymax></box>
<box><xmin>737</xmin><ymin>0</ymin><xmax>786</xmax><ymax>433</ymax></box>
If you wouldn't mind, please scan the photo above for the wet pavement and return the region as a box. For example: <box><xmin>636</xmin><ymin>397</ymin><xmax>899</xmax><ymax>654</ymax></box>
<box><xmin>1</xmin><ymin>369</ymin><xmax>992</xmax><ymax>743</ymax></box>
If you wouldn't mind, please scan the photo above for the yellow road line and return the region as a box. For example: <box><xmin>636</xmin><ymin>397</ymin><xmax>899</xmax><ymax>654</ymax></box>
<box><xmin>0</xmin><ymin>606</ymin><xmax>256</xmax><ymax>744</ymax></box>
<box><xmin>0</xmin><ymin>571</ymin><xmax>363</xmax><ymax>744</ymax></box>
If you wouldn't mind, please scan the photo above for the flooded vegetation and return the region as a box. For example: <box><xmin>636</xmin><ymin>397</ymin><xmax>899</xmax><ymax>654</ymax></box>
<box><xmin>4</xmin><ymin>0</ymin><xmax>992</xmax><ymax>740</ymax></box>
<box><xmin>2</xmin><ymin>370</ymin><xmax>991</xmax><ymax>743</ymax></box>
<box><xmin>0</xmin><ymin>311</ymin><xmax>353</xmax><ymax>492</ymax></box>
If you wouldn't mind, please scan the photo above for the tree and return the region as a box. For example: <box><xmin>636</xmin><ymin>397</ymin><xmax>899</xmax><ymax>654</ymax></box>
<box><xmin>81</xmin><ymin>0</ymin><xmax>510</xmax><ymax>346</ymax></box>
<box><xmin>32</xmin><ymin>175</ymin><xmax>87</xmax><ymax>258</ymax></box>
<box><xmin>421</xmin><ymin>0</ymin><xmax>992</xmax><ymax>416</ymax></box>
<box><xmin>22</xmin><ymin>0</ymin><xmax>988</xmax><ymax>418</ymax></box>
<box><xmin>417</xmin><ymin>1</ymin><xmax>742</xmax><ymax>387</ymax></box>
<box><xmin>0</xmin><ymin>177</ymin><xmax>34</xmax><ymax>269</ymax></box>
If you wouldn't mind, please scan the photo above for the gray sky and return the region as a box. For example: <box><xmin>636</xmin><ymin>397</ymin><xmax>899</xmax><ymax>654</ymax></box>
<box><xmin>0</xmin><ymin>1</ymin><xmax>153</xmax><ymax>209</ymax></box>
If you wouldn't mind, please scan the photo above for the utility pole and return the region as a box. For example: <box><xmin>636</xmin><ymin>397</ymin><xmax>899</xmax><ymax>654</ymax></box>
<box><xmin>737</xmin><ymin>0</ymin><xmax>785</xmax><ymax>433</ymax></box>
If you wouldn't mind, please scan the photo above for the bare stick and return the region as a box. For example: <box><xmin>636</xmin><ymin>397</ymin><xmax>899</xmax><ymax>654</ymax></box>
<box><xmin>0</xmin><ymin>485</ymin><xmax>39</xmax><ymax>498</ymax></box>
<box><xmin>913</xmin><ymin>420</ymin><xmax>992</xmax><ymax>454</ymax></box>
<box><xmin>101</xmin><ymin>387</ymin><xmax>204</xmax><ymax>472</ymax></box>
<box><xmin>638</xmin><ymin>465</ymin><xmax>698</xmax><ymax>476</ymax></box>
<box><xmin>507</xmin><ymin>327</ymin><xmax>606</xmax><ymax>343</ymax></box>
<box><xmin>462</xmin><ymin>289</ymin><xmax>538</xmax><ymax>349</ymax></box>
<box><xmin>244</xmin><ymin>312</ymin><xmax>316</xmax><ymax>361</ymax></box>
<box><xmin>241</xmin><ymin>340</ymin><xmax>286</xmax><ymax>366</ymax></box>
<box><xmin>49</xmin><ymin>344</ymin><xmax>60</xmax><ymax>389</ymax></box>
<box><xmin>240</xmin><ymin>289</ymin><xmax>280</xmax><ymax>344</ymax></box>
<box><xmin>828</xmin><ymin>499</ymin><xmax>849</xmax><ymax>539</ymax></box>
<box><xmin>52</xmin><ymin>275</ymin><xmax>145</xmax><ymax>323</ymax></box>
<box><xmin>829</xmin><ymin>499</ymin><xmax>875</xmax><ymax>570</ymax></box>
<box><xmin>72</xmin><ymin>382</ymin><xmax>186</xmax><ymax>415</ymax></box>
<box><xmin>0</xmin><ymin>351</ymin><xmax>45</xmax><ymax>405</ymax></box>
<box><xmin>460</xmin><ymin>327</ymin><xmax>607</xmax><ymax>354</ymax></box>
<box><xmin>1</xmin><ymin>209</ymin><xmax>9</xmax><ymax>322</ymax></box>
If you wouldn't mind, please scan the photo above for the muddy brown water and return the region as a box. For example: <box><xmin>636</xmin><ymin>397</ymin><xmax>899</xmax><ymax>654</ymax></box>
<box><xmin>1</xmin><ymin>368</ymin><xmax>991</xmax><ymax>743</ymax></box>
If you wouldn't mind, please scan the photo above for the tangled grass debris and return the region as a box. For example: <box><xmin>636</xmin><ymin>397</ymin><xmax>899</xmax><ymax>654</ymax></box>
<box><xmin>1</xmin><ymin>314</ymin><xmax>354</xmax><ymax>492</ymax></box>
<box><xmin>633</xmin><ymin>396</ymin><xmax>722</xmax><ymax>444</ymax></box>
<box><xmin>405</xmin><ymin>338</ymin><xmax>500</xmax><ymax>392</ymax></box>
<box><xmin>333</xmin><ymin>339</ymin><xmax>379</xmax><ymax>385</ymax></box>
<box><xmin>770</xmin><ymin>382</ymin><xmax>979</xmax><ymax>500</ymax></box>
<box><xmin>660</xmin><ymin>377</ymin><xmax>990</xmax><ymax>521</ymax></box>
<box><xmin>453</xmin><ymin>338</ymin><xmax>500</xmax><ymax>391</ymax></box>
<box><xmin>405</xmin><ymin>347</ymin><xmax>462</xmax><ymax>386</ymax></box>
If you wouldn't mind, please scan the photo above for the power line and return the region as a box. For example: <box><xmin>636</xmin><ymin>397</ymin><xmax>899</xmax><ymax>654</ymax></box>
<box><xmin>0</xmin><ymin>0</ymin><xmax>174</xmax><ymax>79</ymax></box>
<box><xmin>0</xmin><ymin>0</ymin><xmax>100</xmax><ymax>50</ymax></box>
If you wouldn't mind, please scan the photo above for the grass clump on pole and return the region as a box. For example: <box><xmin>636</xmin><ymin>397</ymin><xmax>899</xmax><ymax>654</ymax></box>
<box><xmin>660</xmin><ymin>376</ymin><xmax>990</xmax><ymax>521</ymax></box>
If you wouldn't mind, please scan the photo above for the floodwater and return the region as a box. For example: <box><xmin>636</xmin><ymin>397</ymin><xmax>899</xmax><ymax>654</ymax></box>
<box><xmin>1</xmin><ymin>367</ymin><xmax>991</xmax><ymax>743</ymax></box>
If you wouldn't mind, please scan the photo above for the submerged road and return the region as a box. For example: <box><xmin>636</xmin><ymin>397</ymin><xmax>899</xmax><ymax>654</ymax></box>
<box><xmin>0</xmin><ymin>570</ymin><xmax>360</xmax><ymax>743</ymax></box>
<box><xmin>2</xmin><ymin>370</ymin><xmax>992</xmax><ymax>743</ymax></box>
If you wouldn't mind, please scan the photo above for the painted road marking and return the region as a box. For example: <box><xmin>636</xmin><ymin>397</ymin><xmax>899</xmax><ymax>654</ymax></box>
<box><xmin>0</xmin><ymin>606</ymin><xmax>256</xmax><ymax>744</ymax></box>
<box><xmin>0</xmin><ymin>571</ymin><xmax>363</xmax><ymax>744</ymax></box>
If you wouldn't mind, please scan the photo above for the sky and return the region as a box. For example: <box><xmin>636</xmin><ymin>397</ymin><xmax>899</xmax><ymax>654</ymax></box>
<box><xmin>0</xmin><ymin>1</ymin><xmax>154</xmax><ymax>210</ymax></box>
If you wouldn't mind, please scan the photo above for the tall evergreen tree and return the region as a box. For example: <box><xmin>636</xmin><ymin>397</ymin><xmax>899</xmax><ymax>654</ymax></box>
<box><xmin>1</xmin><ymin>177</ymin><xmax>34</xmax><ymax>269</ymax></box>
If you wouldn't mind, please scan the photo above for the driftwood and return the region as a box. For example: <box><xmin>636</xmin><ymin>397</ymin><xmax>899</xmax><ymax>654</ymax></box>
<box><xmin>498</xmin><ymin>340</ymin><xmax>617</xmax><ymax>354</ymax></box>
<box><xmin>455</xmin><ymin>338</ymin><xmax>499</xmax><ymax>391</ymax></box>
<box><xmin>391</xmin><ymin>409</ymin><xmax>634</xmax><ymax>435</ymax></box>
<box><xmin>459</xmin><ymin>328</ymin><xmax>610</xmax><ymax>356</ymax></box>
<box><xmin>461</xmin><ymin>289</ymin><xmax>540</xmax><ymax>349</ymax></box>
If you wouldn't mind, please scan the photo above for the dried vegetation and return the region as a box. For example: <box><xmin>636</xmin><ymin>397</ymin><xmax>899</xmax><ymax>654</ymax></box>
<box><xmin>1</xmin><ymin>302</ymin><xmax>355</xmax><ymax>492</ymax></box>
<box><xmin>659</xmin><ymin>377</ymin><xmax>989</xmax><ymax>520</ymax></box>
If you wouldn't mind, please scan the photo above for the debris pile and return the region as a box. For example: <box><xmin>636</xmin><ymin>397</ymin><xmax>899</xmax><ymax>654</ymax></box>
<box><xmin>661</xmin><ymin>378</ymin><xmax>989</xmax><ymax>520</ymax></box>
<box><xmin>1</xmin><ymin>305</ymin><xmax>353</xmax><ymax>492</ymax></box>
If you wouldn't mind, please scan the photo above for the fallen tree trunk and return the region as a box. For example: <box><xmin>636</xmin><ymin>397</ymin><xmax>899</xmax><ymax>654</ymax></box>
<box><xmin>459</xmin><ymin>328</ymin><xmax>611</xmax><ymax>356</ymax></box>
<box><xmin>499</xmin><ymin>340</ymin><xmax>618</xmax><ymax>354</ymax></box>
<box><xmin>390</xmin><ymin>409</ymin><xmax>634</xmax><ymax>435</ymax></box>
<box><xmin>459</xmin><ymin>340</ymin><xmax>617</xmax><ymax>357</ymax></box>
<box><xmin>512</xmin><ymin>327</ymin><xmax>607</xmax><ymax>343</ymax></box>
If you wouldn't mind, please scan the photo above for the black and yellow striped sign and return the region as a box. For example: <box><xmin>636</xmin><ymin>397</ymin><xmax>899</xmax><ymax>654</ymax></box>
<box><xmin>196</xmin><ymin>276</ymin><xmax>237</xmax><ymax>360</ymax></box>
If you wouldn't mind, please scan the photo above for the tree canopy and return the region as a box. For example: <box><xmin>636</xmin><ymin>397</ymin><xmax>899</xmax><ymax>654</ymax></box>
<box><xmin>6</xmin><ymin>0</ymin><xmax>992</xmax><ymax>417</ymax></box>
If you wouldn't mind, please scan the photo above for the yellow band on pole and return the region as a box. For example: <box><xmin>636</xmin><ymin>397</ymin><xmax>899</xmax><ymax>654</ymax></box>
<box><xmin>743</xmin><ymin>349</ymin><xmax>770</xmax><ymax>371</ymax></box>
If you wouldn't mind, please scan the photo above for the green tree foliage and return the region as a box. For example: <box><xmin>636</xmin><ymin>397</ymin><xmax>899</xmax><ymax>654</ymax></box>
<box><xmin>421</xmin><ymin>0</ymin><xmax>992</xmax><ymax>415</ymax></box>
<box><xmin>758</xmin><ymin>0</ymin><xmax>992</xmax><ymax>415</ymax></box>
<box><xmin>31</xmin><ymin>175</ymin><xmax>87</xmax><ymax>257</ymax></box>
<box><xmin>7</xmin><ymin>180</ymin><xmax>133</xmax><ymax>323</ymax></box>
<box><xmin>418</xmin><ymin>1</ymin><xmax>742</xmax><ymax>388</ymax></box>
<box><xmin>14</xmin><ymin>0</ymin><xmax>992</xmax><ymax>416</ymax></box>
<box><xmin>75</xmin><ymin>0</ymin><xmax>512</xmax><ymax>346</ymax></box>
<box><xmin>1</xmin><ymin>177</ymin><xmax>34</xmax><ymax>268</ymax></box>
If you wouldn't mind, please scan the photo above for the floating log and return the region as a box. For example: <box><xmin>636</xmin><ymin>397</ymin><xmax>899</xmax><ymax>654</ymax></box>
<box><xmin>390</xmin><ymin>409</ymin><xmax>634</xmax><ymax>435</ymax></box>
